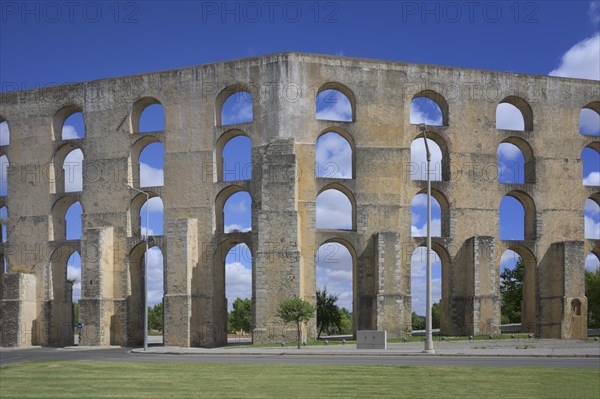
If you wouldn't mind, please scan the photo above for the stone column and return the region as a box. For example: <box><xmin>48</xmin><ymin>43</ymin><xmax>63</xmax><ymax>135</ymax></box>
<box><xmin>0</xmin><ymin>273</ymin><xmax>38</xmax><ymax>346</ymax></box>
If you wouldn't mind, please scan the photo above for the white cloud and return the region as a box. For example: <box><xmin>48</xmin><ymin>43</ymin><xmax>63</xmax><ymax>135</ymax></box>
<box><xmin>411</xmin><ymin>218</ymin><xmax>441</xmax><ymax>237</ymax></box>
<box><xmin>496</xmin><ymin>103</ymin><xmax>525</xmax><ymax>130</ymax></box>
<box><xmin>500</xmin><ymin>250</ymin><xmax>521</xmax><ymax>269</ymax></box>
<box><xmin>146</xmin><ymin>247</ymin><xmax>164</xmax><ymax>306</ymax></box>
<box><xmin>585</xmin><ymin>199</ymin><xmax>600</xmax><ymax>215</ymax></box>
<box><xmin>549</xmin><ymin>33</ymin><xmax>600</xmax><ymax>80</ymax></box>
<box><xmin>61</xmin><ymin>124</ymin><xmax>81</xmax><ymax>140</ymax></box>
<box><xmin>226</xmin><ymin>198</ymin><xmax>248</xmax><ymax>213</ymax></box>
<box><xmin>316</xmin><ymin>243</ymin><xmax>353</xmax><ymax>310</ymax></box>
<box><xmin>410</xmin><ymin>138</ymin><xmax>443</xmax><ymax>181</ymax></box>
<box><xmin>588</xmin><ymin>1</ymin><xmax>600</xmax><ymax>24</ymax></box>
<box><xmin>222</xmin><ymin>93</ymin><xmax>253</xmax><ymax>125</ymax></box>
<box><xmin>144</xmin><ymin>197</ymin><xmax>164</xmax><ymax>213</ymax></box>
<box><xmin>498</xmin><ymin>143</ymin><xmax>523</xmax><ymax>160</ymax></box>
<box><xmin>584</xmin><ymin>215</ymin><xmax>600</xmax><ymax>239</ymax></box>
<box><xmin>411</xmin><ymin>193</ymin><xmax>441</xmax><ymax>209</ymax></box>
<box><xmin>226</xmin><ymin>261</ymin><xmax>252</xmax><ymax>310</ymax></box>
<box><xmin>316</xmin><ymin>189</ymin><xmax>352</xmax><ymax>229</ymax></box>
<box><xmin>67</xmin><ymin>260</ymin><xmax>81</xmax><ymax>303</ymax></box>
<box><xmin>411</xmin><ymin>247</ymin><xmax>442</xmax><ymax>316</ymax></box>
<box><xmin>579</xmin><ymin>108</ymin><xmax>600</xmax><ymax>135</ymax></box>
<box><xmin>583</xmin><ymin>171</ymin><xmax>600</xmax><ymax>186</ymax></box>
<box><xmin>316</xmin><ymin>90</ymin><xmax>352</xmax><ymax>122</ymax></box>
<box><xmin>0</xmin><ymin>121</ymin><xmax>9</xmax><ymax>146</ymax></box>
<box><xmin>63</xmin><ymin>149</ymin><xmax>83</xmax><ymax>192</ymax></box>
<box><xmin>316</xmin><ymin>132</ymin><xmax>352</xmax><ymax>178</ymax></box>
<box><xmin>140</xmin><ymin>163</ymin><xmax>164</xmax><ymax>187</ymax></box>
<box><xmin>410</xmin><ymin>101</ymin><xmax>442</xmax><ymax>126</ymax></box>
<box><xmin>585</xmin><ymin>252</ymin><xmax>600</xmax><ymax>271</ymax></box>
<box><xmin>141</xmin><ymin>226</ymin><xmax>156</xmax><ymax>237</ymax></box>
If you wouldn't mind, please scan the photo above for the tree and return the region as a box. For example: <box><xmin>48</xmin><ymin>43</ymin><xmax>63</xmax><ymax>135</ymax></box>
<box><xmin>411</xmin><ymin>312</ymin><xmax>425</xmax><ymax>330</ymax></box>
<box><xmin>228</xmin><ymin>298</ymin><xmax>252</xmax><ymax>333</ymax></box>
<box><xmin>316</xmin><ymin>287</ymin><xmax>342</xmax><ymax>338</ymax></box>
<box><xmin>431</xmin><ymin>301</ymin><xmax>441</xmax><ymax>329</ymax></box>
<box><xmin>585</xmin><ymin>267</ymin><xmax>600</xmax><ymax>328</ymax></box>
<box><xmin>276</xmin><ymin>297</ymin><xmax>315</xmax><ymax>349</ymax></box>
<box><xmin>500</xmin><ymin>259</ymin><xmax>524</xmax><ymax>324</ymax></box>
<box><xmin>148</xmin><ymin>302</ymin><xmax>163</xmax><ymax>332</ymax></box>
<box><xmin>338</xmin><ymin>307</ymin><xmax>353</xmax><ymax>335</ymax></box>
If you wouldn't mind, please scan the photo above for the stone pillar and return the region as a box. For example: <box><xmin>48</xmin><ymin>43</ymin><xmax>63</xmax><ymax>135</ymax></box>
<box><xmin>78</xmin><ymin>227</ymin><xmax>114</xmax><ymax>346</ymax></box>
<box><xmin>446</xmin><ymin>237</ymin><xmax>500</xmax><ymax>336</ymax></box>
<box><xmin>538</xmin><ymin>241</ymin><xmax>587</xmax><ymax>339</ymax></box>
<box><xmin>0</xmin><ymin>273</ymin><xmax>38</xmax><ymax>347</ymax></box>
<box><xmin>375</xmin><ymin>232</ymin><xmax>408</xmax><ymax>337</ymax></box>
<box><xmin>164</xmin><ymin>218</ymin><xmax>197</xmax><ymax>347</ymax></box>
<box><xmin>253</xmin><ymin>139</ymin><xmax>301</xmax><ymax>344</ymax></box>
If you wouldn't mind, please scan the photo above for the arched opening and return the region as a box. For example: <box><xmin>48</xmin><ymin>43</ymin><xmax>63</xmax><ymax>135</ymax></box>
<box><xmin>410</xmin><ymin>91</ymin><xmax>447</xmax><ymax>126</ymax></box>
<box><xmin>500</xmin><ymin>191</ymin><xmax>536</xmax><ymax>240</ymax></box>
<box><xmin>316</xmin><ymin>83</ymin><xmax>355</xmax><ymax>122</ymax></box>
<box><xmin>223</xmin><ymin>191</ymin><xmax>252</xmax><ymax>233</ymax></box>
<box><xmin>411</xmin><ymin>193</ymin><xmax>442</xmax><ymax>237</ymax></box>
<box><xmin>131</xmin><ymin>97</ymin><xmax>165</xmax><ymax>133</ymax></box>
<box><xmin>0</xmin><ymin>206</ymin><xmax>6</xmax><ymax>243</ymax></box>
<box><xmin>141</xmin><ymin>197</ymin><xmax>164</xmax><ymax>237</ymax></box>
<box><xmin>221</xmin><ymin>134</ymin><xmax>252</xmax><ymax>182</ymax></box>
<box><xmin>581</xmin><ymin>144</ymin><xmax>599</xmax><ymax>186</ymax></box>
<box><xmin>139</xmin><ymin>142</ymin><xmax>164</xmax><ymax>188</ymax></box>
<box><xmin>580</xmin><ymin>102</ymin><xmax>600</xmax><ymax>136</ymax></box>
<box><xmin>410</xmin><ymin>133</ymin><xmax>446</xmax><ymax>181</ymax></box>
<box><xmin>49</xmin><ymin>246</ymin><xmax>80</xmax><ymax>346</ymax></box>
<box><xmin>585</xmin><ymin>251</ymin><xmax>600</xmax><ymax>328</ymax></box>
<box><xmin>129</xmin><ymin>244</ymin><xmax>164</xmax><ymax>346</ymax></box>
<box><xmin>499</xmin><ymin>248</ymin><xmax>536</xmax><ymax>332</ymax></box>
<box><xmin>316</xmin><ymin>187</ymin><xmax>354</xmax><ymax>230</ymax></box>
<box><xmin>585</xmin><ymin>196</ymin><xmax>600</xmax><ymax>239</ymax></box>
<box><xmin>65</xmin><ymin>201</ymin><xmax>82</xmax><ymax>240</ymax></box>
<box><xmin>0</xmin><ymin>118</ymin><xmax>9</xmax><ymax>146</ymax></box>
<box><xmin>225</xmin><ymin>243</ymin><xmax>253</xmax><ymax>342</ymax></box>
<box><xmin>63</xmin><ymin>149</ymin><xmax>83</xmax><ymax>193</ymax></box>
<box><xmin>410</xmin><ymin>246</ymin><xmax>443</xmax><ymax>332</ymax></box>
<box><xmin>316</xmin><ymin>131</ymin><xmax>353</xmax><ymax>179</ymax></box>
<box><xmin>496</xmin><ymin>96</ymin><xmax>533</xmax><ymax>131</ymax></box>
<box><xmin>1</xmin><ymin>154</ymin><xmax>8</xmax><ymax>197</ymax></box>
<box><xmin>316</xmin><ymin>241</ymin><xmax>354</xmax><ymax>337</ymax></box>
<box><xmin>62</xmin><ymin>112</ymin><xmax>85</xmax><ymax>140</ymax></box>
<box><xmin>221</xmin><ymin>91</ymin><xmax>253</xmax><ymax>126</ymax></box>
<box><xmin>498</xmin><ymin>143</ymin><xmax>524</xmax><ymax>184</ymax></box>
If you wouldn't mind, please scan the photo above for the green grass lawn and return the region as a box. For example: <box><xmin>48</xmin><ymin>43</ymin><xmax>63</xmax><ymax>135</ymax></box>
<box><xmin>1</xmin><ymin>362</ymin><xmax>598</xmax><ymax>399</ymax></box>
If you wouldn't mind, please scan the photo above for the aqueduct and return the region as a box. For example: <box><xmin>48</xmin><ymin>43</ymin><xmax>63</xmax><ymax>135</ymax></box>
<box><xmin>0</xmin><ymin>52</ymin><xmax>598</xmax><ymax>347</ymax></box>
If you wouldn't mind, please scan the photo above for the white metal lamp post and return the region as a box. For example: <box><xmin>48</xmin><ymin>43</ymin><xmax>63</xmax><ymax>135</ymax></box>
<box><xmin>419</xmin><ymin>123</ymin><xmax>435</xmax><ymax>354</ymax></box>
<box><xmin>125</xmin><ymin>183</ymin><xmax>149</xmax><ymax>351</ymax></box>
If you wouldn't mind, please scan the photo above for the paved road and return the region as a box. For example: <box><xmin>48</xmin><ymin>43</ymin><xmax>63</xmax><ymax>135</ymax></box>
<box><xmin>1</xmin><ymin>347</ymin><xmax>598</xmax><ymax>368</ymax></box>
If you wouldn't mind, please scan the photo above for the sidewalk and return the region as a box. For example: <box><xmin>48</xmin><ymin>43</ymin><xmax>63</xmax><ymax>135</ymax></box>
<box><xmin>130</xmin><ymin>339</ymin><xmax>600</xmax><ymax>358</ymax></box>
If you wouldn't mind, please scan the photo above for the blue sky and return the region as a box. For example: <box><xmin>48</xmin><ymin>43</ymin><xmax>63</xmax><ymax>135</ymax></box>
<box><xmin>1</xmin><ymin>1</ymin><xmax>599</xmax><ymax>315</ymax></box>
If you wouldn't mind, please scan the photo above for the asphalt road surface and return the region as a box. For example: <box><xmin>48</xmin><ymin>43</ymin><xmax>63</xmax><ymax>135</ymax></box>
<box><xmin>1</xmin><ymin>347</ymin><xmax>598</xmax><ymax>369</ymax></box>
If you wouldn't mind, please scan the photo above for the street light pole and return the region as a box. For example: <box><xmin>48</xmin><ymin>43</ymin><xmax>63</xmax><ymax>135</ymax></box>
<box><xmin>125</xmin><ymin>183</ymin><xmax>149</xmax><ymax>351</ymax></box>
<box><xmin>420</xmin><ymin>123</ymin><xmax>435</xmax><ymax>354</ymax></box>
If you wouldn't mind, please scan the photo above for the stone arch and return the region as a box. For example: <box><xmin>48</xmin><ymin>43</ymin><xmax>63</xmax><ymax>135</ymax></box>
<box><xmin>316</xmin><ymin>82</ymin><xmax>356</xmax><ymax>122</ymax></box>
<box><xmin>580</xmin><ymin>101</ymin><xmax>600</xmax><ymax>136</ymax></box>
<box><xmin>411</xmin><ymin>131</ymin><xmax>449</xmax><ymax>181</ymax></box>
<box><xmin>0</xmin><ymin>116</ymin><xmax>10</xmax><ymax>146</ymax></box>
<box><xmin>216</xmin><ymin>129</ymin><xmax>252</xmax><ymax>182</ymax></box>
<box><xmin>316</xmin><ymin>238</ymin><xmax>357</xmax><ymax>334</ymax></box>
<box><xmin>214</xmin><ymin>238</ymin><xmax>254</xmax><ymax>344</ymax></box>
<box><xmin>503</xmin><ymin>245</ymin><xmax>537</xmax><ymax>332</ymax></box>
<box><xmin>128</xmin><ymin>241</ymin><xmax>163</xmax><ymax>346</ymax></box>
<box><xmin>411</xmin><ymin>89</ymin><xmax>449</xmax><ymax>126</ymax></box>
<box><xmin>50</xmin><ymin>195</ymin><xmax>83</xmax><ymax>241</ymax></box>
<box><xmin>131</xmin><ymin>97</ymin><xmax>165</xmax><ymax>133</ymax></box>
<box><xmin>581</xmin><ymin>142</ymin><xmax>600</xmax><ymax>186</ymax></box>
<box><xmin>215</xmin><ymin>185</ymin><xmax>252</xmax><ymax>234</ymax></box>
<box><xmin>414</xmin><ymin>188</ymin><xmax>451</xmax><ymax>237</ymax></box>
<box><xmin>128</xmin><ymin>135</ymin><xmax>162</xmax><ymax>188</ymax></box>
<box><xmin>215</xmin><ymin>84</ymin><xmax>254</xmax><ymax>127</ymax></box>
<box><xmin>316</xmin><ymin>127</ymin><xmax>355</xmax><ymax>179</ymax></box>
<box><xmin>50</xmin><ymin>143</ymin><xmax>84</xmax><ymax>194</ymax></box>
<box><xmin>48</xmin><ymin>245</ymin><xmax>80</xmax><ymax>346</ymax></box>
<box><xmin>498</xmin><ymin>137</ymin><xmax>535</xmax><ymax>184</ymax></box>
<box><xmin>496</xmin><ymin>96</ymin><xmax>533</xmax><ymax>131</ymax></box>
<box><xmin>316</xmin><ymin>183</ymin><xmax>356</xmax><ymax>230</ymax></box>
<box><xmin>52</xmin><ymin>105</ymin><xmax>84</xmax><ymax>141</ymax></box>
<box><xmin>500</xmin><ymin>190</ymin><xmax>537</xmax><ymax>240</ymax></box>
<box><xmin>127</xmin><ymin>190</ymin><xmax>160</xmax><ymax>238</ymax></box>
